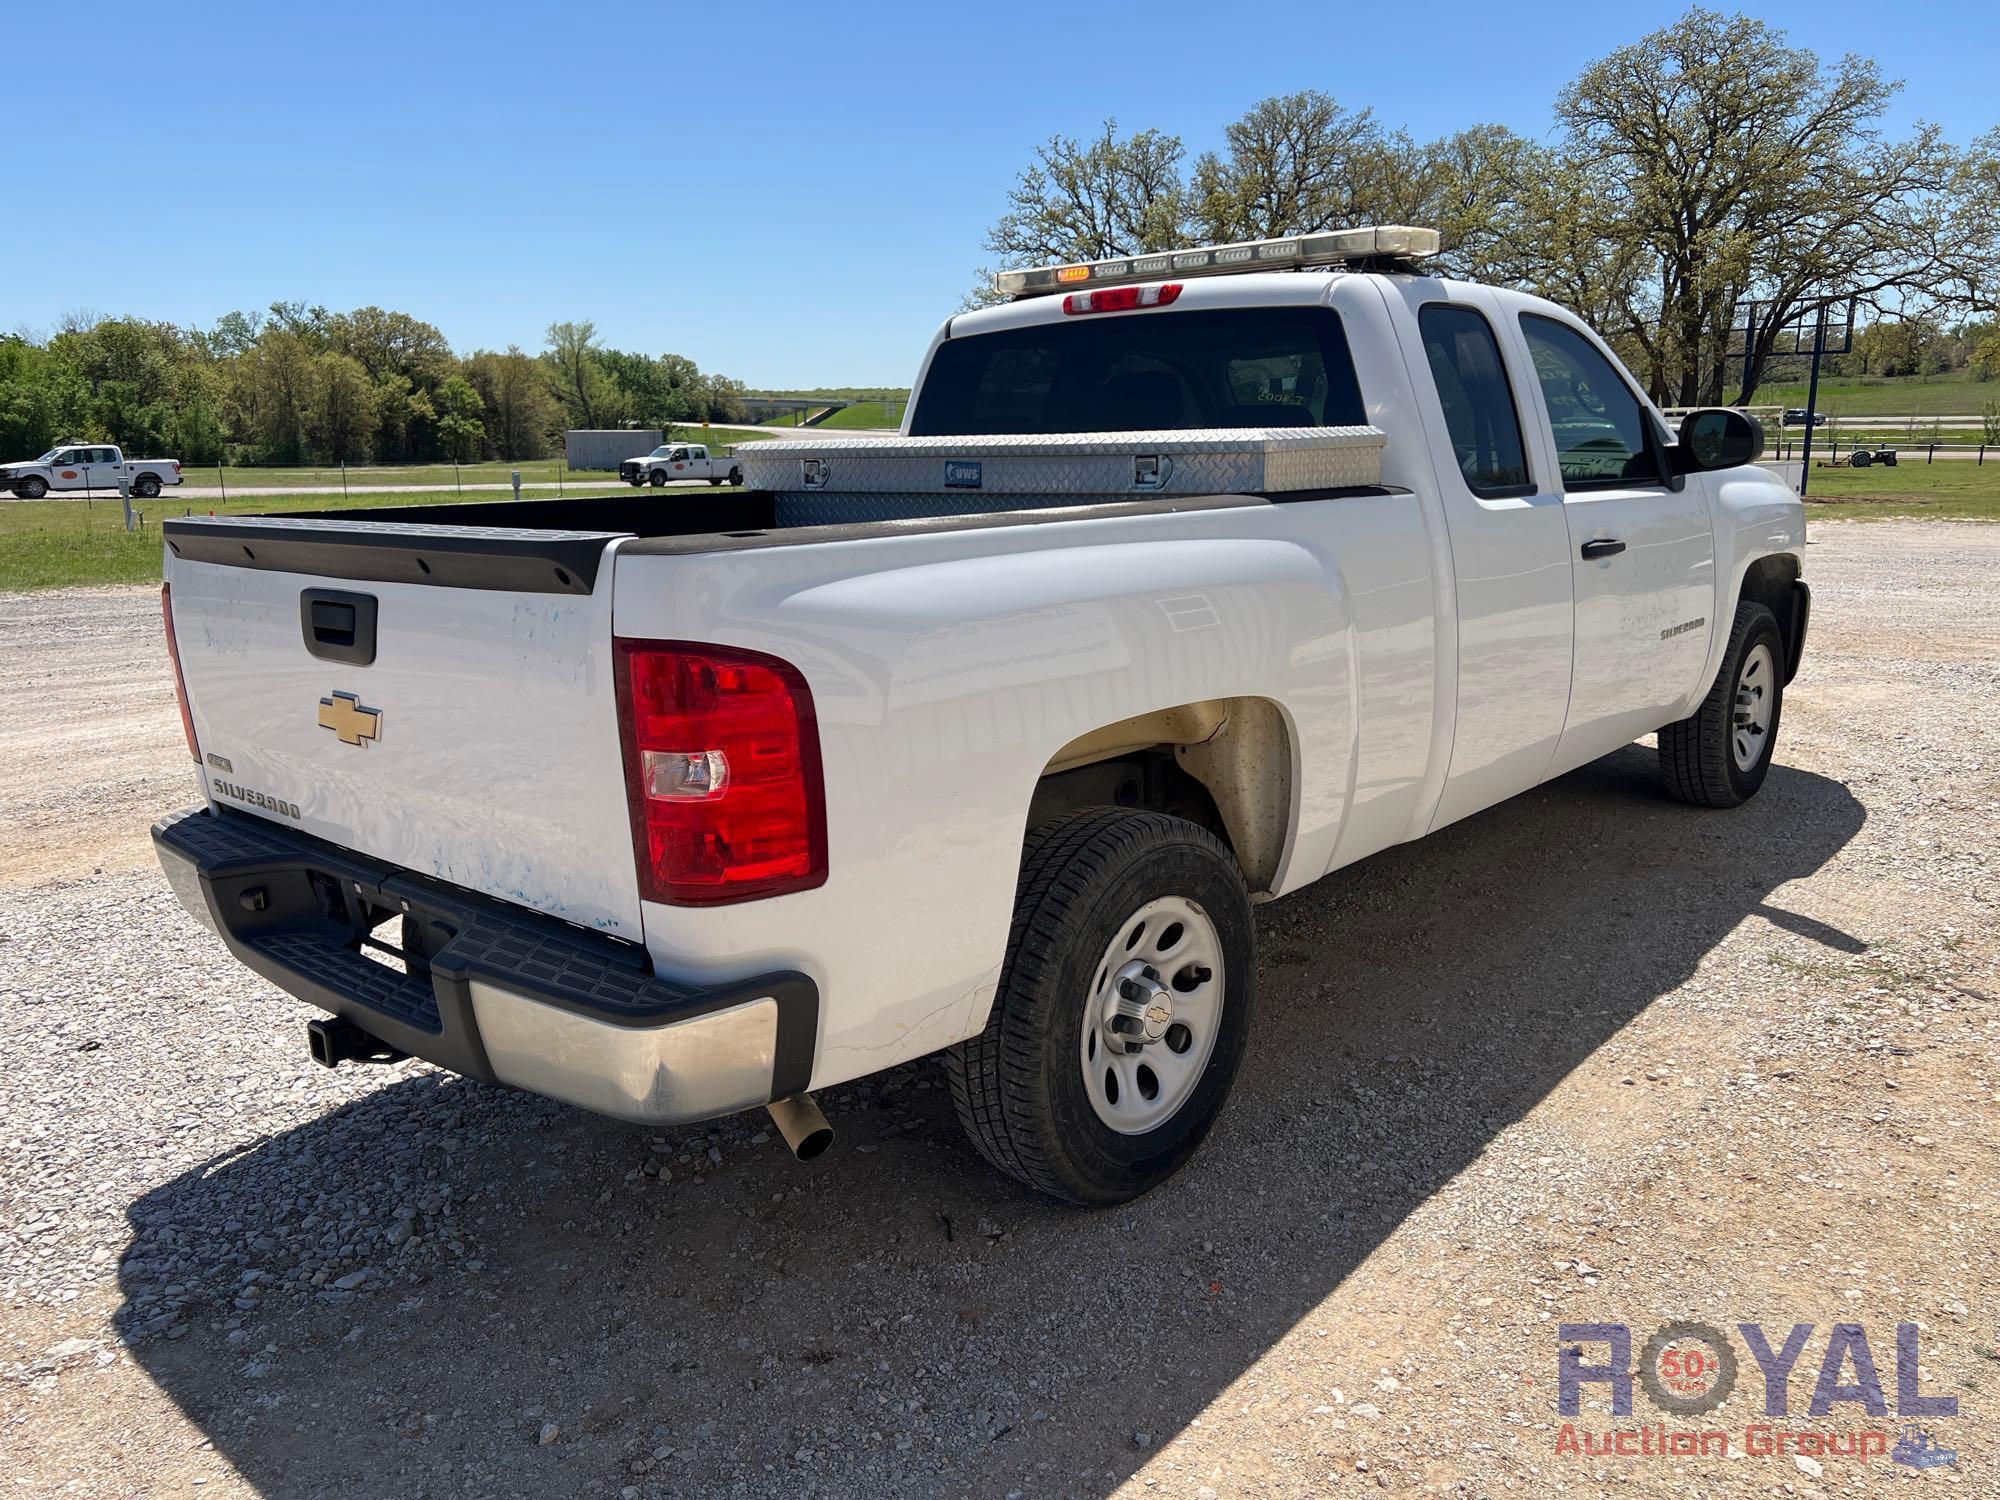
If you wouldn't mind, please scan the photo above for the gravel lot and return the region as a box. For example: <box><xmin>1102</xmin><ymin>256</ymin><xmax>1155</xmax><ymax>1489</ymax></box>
<box><xmin>2</xmin><ymin>520</ymin><xmax>1995</xmax><ymax>1497</ymax></box>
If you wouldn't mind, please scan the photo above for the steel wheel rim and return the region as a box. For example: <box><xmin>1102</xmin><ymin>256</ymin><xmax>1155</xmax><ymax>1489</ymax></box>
<box><xmin>1733</xmin><ymin>642</ymin><xmax>1776</xmax><ymax>772</ymax></box>
<box><xmin>1079</xmin><ymin>895</ymin><xmax>1225</xmax><ymax>1136</ymax></box>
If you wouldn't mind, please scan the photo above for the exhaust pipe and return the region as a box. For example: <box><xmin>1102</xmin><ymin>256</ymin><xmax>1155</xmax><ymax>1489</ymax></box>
<box><xmin>306</xmin><ymin>1014</ymin><xmax>407</xmax><ymax>1068</ymax></box>
<box><xmin>766</xmin><ymin>1093</ymin><xmax>833</xmax><ymax>1160</ymax></box>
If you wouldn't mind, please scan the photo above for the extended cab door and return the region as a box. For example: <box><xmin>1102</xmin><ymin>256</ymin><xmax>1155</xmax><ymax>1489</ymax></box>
<box><xmin>1514</xmin><ymin>312</ymin><xmax>1716</xmax><ymax>779</ymax></box>
<box><xmin>46</xmin><ymin>447</ymin><xmax>87</xmax><ymax>491</ymax></box>
<box><xmin>1393</xmin><ymin>285</ymin><xmax>1577</xmax><ymax>830</ymax></box>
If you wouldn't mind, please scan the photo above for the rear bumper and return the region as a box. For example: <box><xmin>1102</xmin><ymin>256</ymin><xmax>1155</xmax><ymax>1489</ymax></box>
<box><xmin>152</xmin><ymin>807</ymin><xmax>817</xmax><ymax>1126</ymax></box>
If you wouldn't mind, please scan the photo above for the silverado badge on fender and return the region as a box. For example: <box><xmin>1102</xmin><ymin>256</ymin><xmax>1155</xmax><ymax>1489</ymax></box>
<box><xmin>317</xmin><ymin>691</ymin><xmax>382</xmax><ymax>747</ymax></box>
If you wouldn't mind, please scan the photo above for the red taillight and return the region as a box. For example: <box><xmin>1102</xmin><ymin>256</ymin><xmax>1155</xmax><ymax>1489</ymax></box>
<box><xmin>161</xmin><ymin>583</ymin><xmax>200</xmax><ymax>762</ymax></box>
<box><xmin>1062</xmin><ymin>282</ymin><xmax>1182</xmax><ymax>315</ymax></box>
<box><xmin>172</xmin><ymin>461</ymin><xmax>182</xmax><ymax>475</ymax></box>
<box><xmin>613</xmin><ymin>640</ymin><xmax>827</xmax><ymax>905</ymax></box>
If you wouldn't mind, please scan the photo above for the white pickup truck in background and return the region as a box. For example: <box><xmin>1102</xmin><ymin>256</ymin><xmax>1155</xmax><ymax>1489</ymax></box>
<box><xmin>3</xmin><ymin>443</ymin><xmax>183</xmax><ymax>498</ymax></box>
<box><xmin>620</xmin><ymin>441</ymin><xmax>744</xmax><ymax>488</ymax></box>
<box><xmin>150</xmin><ymin>225</ymin><xmax>1807</xmax><ymax>1204</ymax></box>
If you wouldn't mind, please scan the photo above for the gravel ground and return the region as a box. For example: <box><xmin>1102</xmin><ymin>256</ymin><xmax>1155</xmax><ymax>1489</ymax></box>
<box><xmin>1</xmin><ymin>520</ymin><xmax>1995</xmax><ymax>1498</ymax></box>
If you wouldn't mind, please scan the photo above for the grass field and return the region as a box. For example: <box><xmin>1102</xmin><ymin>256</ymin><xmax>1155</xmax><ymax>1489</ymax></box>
<box><xmin>814</xmin><ymin>401</ymin><xmax>904</xmax><ymax>429</ymax></box>
<box><xmin>1798</xmin><ymin>458</ymin><xmax>2000</xmax><ymax>520</ymax></box>
<box><xmin>759</xmin><ymin>402</ymin><xmax>904</xmax><ymax>429</ymax></box>
<box><xmin>1750</xmin><ymin>373</ymin><xmax>1994</xmax><ymax>418</ymax></box>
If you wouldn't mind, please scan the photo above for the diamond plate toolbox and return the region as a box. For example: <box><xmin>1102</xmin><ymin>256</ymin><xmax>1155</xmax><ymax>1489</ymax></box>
<box><xmin>737</xmin><ymin>426</ymin><xmax>1386</xmax><ymax>498</ymax></box>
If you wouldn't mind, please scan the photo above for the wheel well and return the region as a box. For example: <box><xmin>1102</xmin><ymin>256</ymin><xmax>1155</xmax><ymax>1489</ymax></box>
<box><xmin>1738</xmin><ymin>553</ymin><xmax>1802</xmax><ymax>671</ymax></box>
<box><xmin>1029</xmin><ymin>698</ymin><xmax>1292</xmax><ymax>895</ymax></box>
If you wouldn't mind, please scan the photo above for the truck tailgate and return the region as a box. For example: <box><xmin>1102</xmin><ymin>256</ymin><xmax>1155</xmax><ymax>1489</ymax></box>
<box><xmin>162</xmin><ymin>516</ymin><xmax>644</xmax><ymax>938</ymax></box>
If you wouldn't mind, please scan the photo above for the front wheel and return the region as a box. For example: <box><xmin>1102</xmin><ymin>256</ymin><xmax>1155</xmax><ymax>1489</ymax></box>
<box><xmin>947</xmin><ymin>809</ymin><xmax>1254</xmax><ymax>1205</ymax></box>
<box><xmin>648</xmin><ymin>469</ymin><xmax>667</xmax><ymax>488</ymax></box>
<box><xmin>17</xmin><ymin>475</ymin><xmax>47</xmax><ymax>499</ymax></box>
<box><xmin>1658</xmin><ymin>601</ymin><xmax>1785</xmax><ymax>808</ymax></box>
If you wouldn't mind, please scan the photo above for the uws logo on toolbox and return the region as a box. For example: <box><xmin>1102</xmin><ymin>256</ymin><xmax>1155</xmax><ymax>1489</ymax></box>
<box><xmin>1556</xmin><ymin>1319</ymin><xmax>1960</xmax><ymax>1469</ymax></box>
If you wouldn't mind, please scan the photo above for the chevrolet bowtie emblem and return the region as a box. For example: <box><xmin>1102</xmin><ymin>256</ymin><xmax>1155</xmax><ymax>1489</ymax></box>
<box><xmin>317</xmin><ymin>691</ymin><xmax>382</xmax><ymax>747</ymax></box>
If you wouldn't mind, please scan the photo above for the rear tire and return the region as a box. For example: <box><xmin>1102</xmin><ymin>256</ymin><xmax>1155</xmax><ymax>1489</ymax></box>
<box><xmin>947</xmin><ymin>809</ymin><xmax>1254</xmax><ymax>1205</ymax></box>
<box><xmin>1658</xmin><ymin>601</ymin><xmax>1785</xmax><ymax>808</ymax></box>
<box><xmin>134</xmin><ymin>474</ymin><xmax>161</xmax><ymax>499</ymax></box>
<box><xmin>18</xmin><ymin>476</ymin><xmax>47</xmax><ymax>499</ymax></box>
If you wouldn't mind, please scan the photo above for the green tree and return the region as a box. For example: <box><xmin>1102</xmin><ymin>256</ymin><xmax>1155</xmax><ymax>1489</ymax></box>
<box><xmin>1189</xmin><ymin>91</ymin><xmax>1414</xmax><ymax>242</ymax></box>
<box><xmin>307</xmin><ymin>352</ymin><xmax>378</xmax><ymax>463</ymax></box>
<box><xmin>977</xmin><ymin>120</ymin><xmax>1188</xmax><ymax>296</ymax></box>
<box><xmin>468</xmin><ymin>346</ymin><xmax>560</xmax><ymax>459</ymax></box>
<box><xmin>434</xmin><ymin>374</ymin><xmax>487</xmax><ymax>461</ymax></box>
<box><xmin>543</xmin><ymin>320</ymin><xmax>626</xmax><ymax>430</ymax></box>
<box><xmin>1556</xmin><ymin>8</ymin><xmax>1963</xmax><ymax>404</ymax></box>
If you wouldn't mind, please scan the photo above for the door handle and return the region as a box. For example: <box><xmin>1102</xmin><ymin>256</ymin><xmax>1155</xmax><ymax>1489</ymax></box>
<box><xmin>1580</xmin><ymin>538</ymin><xmax>1626</xmax><ymax>560</ymax></box>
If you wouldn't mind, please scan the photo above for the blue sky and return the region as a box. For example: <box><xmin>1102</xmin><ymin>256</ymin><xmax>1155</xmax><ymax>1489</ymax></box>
<box><xmin>4</xmin><ymin>1</ymin><xmax>1992</xmax><ymax>388</ymax></box>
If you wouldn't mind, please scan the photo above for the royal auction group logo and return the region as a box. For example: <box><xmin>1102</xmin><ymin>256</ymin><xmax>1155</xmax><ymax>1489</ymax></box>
<box><xmin>1556</xmin><ymin>1321</ymin><xmax>1959</xmax><ymax>1469</ymax></box>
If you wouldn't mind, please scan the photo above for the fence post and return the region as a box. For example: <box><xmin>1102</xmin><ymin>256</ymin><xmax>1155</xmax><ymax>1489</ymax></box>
<box><xmin>217</xmin><ymin>460</ymin><xmax>227</xmax><ymax>503</ymax></box>
<box><xmin>1928</xmin><ymin>444</ymin><xmax>1935</xmax><ymax>465</ymax></box>
<box><xmin>455</xmin><ymin>460</ymin><xmax>461</xmax><ymax>495</ymax></box>
<box><xmin>341</xmin><ymin>459</ymin><xmax>349</xmax><ymax>499</ymax></box>
<box><xmin>120</xmin><ymin>472</ymin><xmax>134</xmax><ymax>534</ymax></box>
<box><xmin>511</xmin><ymin>469</ymin><xmax>521</xmax><ymax>504</ymax></box>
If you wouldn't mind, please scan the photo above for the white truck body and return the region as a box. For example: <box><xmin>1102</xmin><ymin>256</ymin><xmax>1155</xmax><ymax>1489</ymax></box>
<box><xmin>152</xmin><ymin>244</ymin><xmax>1807</xmax><ymax>1200</ymax></box>
<box><xmin>619</xmin><ymin>442</ymin><xmax>742</xmax><ymax>487</ymax></box>
<box><xmin>3</xmin><ymin>443</ymin><xmax>183</xmax><ymax>498</ymax></box>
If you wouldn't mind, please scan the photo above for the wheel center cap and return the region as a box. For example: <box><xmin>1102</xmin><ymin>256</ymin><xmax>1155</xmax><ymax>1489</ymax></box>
<box><xmin>1108</xmin><ymin>960</ymin><xmax>1174</xmax><ymax>1045</ymax></box>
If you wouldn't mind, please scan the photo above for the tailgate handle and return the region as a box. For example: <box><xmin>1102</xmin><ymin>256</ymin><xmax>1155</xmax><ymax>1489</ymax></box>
<box><xmin>300</xmin><ymin>589</ymin><xmax>377</xmax><ymax>666</ymax></box>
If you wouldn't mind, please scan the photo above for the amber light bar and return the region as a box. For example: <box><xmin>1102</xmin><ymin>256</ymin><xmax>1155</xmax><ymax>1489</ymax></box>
<box><xmin>994</xmin><ymin>226</ymin><xmax>1442</xmax><ymax>299</ymax></box>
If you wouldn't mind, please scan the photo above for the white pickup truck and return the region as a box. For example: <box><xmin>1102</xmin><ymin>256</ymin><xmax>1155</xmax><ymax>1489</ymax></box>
<box><xmin>619</xmin><ymin>441</ymin><xmax>744</xmax><ymax>488</ymax></box>
<box><xmin>2</xmin><ymin>443</ymin><xmax>183</xmax><ymax>499</ymax></box>
<box><xmin>151</xmin><ymin>226</ymin><xmax>1807</xmax><ymax>1204</ymax></box>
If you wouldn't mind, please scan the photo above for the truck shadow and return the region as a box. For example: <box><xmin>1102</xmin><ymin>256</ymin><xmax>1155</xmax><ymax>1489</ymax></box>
<box><xmin>115</xmin><ymin>747</ymin><xmax>1864</xmax><ymax>1498</ymax></box>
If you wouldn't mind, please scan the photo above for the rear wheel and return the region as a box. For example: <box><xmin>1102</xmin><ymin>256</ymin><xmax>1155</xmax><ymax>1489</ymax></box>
<box><xmin>1849</xmin><ymin>449</ymin><xmax>1872</xmax><ymax>468</ymax></box>
<box><xmin>17</xmin><ymin>475</ymin><xmax>47</xmax><ymax>499</ymax></box>
<box><xmin>1658</xmin><ymin>601</ymin><xmax>1785</xmax><ymax>808</ymax></box>
<box><xmin>133</xmin><ymin>474</ymin><xmax>161</xmax><ymax>498</ymax></box>
<box><xmin>729</xmin><ymin>467</ymin><xmax>742</xmax><ymax>486</ymax></box>
<box><xmin>947</xmin><ymin>809</ymin><xmax>1254</xmax><ymax>1205</ymax></box>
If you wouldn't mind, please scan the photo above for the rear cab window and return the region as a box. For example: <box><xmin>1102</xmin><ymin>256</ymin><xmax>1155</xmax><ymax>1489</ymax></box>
<box><xmin>1519</xmin><ymin>314</ymin><xmax>1665</xmax><ymax>488</ymax></box>
<box><xmin>910</xmin><ymin>307</ymin><xmax>1367</xmax><ymax>436</ymax></box>
<box><xmin>1417</xmin><ymin>304</ymin><xmax>1531</xmax><ymax>497</ymax></box>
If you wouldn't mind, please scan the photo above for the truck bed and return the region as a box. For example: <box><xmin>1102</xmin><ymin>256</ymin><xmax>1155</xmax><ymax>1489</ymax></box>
<box><xmin>162</xmin><ymin>483</ymin><xmax>1400</xmax><ymax>591</ymax></box>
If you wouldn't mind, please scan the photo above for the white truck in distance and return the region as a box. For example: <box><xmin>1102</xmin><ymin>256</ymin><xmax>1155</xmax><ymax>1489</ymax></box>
<box><xmin>3</xmin><ymin>443</ymin><xmax>183</xmax><ymax>498</ymax></box>
<box><xmin>151</xmin><ymin>225</ymin><xmax>1807</xmax><ymax>1204</ymax></box>
<box><xmin>620</xmin><ymin>441</ymin><xmax>744</xmax><ymax>488</ymax></box>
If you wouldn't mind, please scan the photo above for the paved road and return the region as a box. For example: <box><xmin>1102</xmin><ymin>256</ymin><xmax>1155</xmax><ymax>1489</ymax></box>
<box><xmin>2</xmin><ymin>522</ymin><xmax>1996</xmax><ymax>1497</ymax></box>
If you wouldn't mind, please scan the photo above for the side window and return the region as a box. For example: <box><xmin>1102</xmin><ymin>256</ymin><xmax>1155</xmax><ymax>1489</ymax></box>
<box><xmin>1418</xmin><ymin>304</ymin><xmax>1531</xmax><ymax>496</ymax></box>
<box><xmin>1520</xmin><ymin>314</ymin><xmax>1660</xmax><ymax>487</ymax></box>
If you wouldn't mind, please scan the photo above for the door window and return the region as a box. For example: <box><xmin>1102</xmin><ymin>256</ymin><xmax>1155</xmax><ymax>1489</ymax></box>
<box><xmin>1520</xmin><ymin>314</ymin><xmax>1661</xmax><ymax>488</ymax></box>
<box><xmin>1418</xmin><ymin>304</ymin><xmax>1531</xmax><ymax>497</ymax></box>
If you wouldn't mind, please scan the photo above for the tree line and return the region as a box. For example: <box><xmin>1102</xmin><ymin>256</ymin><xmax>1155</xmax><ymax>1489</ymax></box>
<box><xmin>975</xmin><ymin>8</ymin><xmax>2000</xmax><ymax>407</ymax></box>
<box><xmin>0</xmin><ymin>306</ymin><xmax>752</xmax><ymax>467</ymax></box>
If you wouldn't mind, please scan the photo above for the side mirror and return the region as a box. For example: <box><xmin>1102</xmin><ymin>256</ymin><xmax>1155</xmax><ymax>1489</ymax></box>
<box><xmin>1674</xmin><ymin>408</ymin><xmax>1764</xmax><ymax>473</ymax></box>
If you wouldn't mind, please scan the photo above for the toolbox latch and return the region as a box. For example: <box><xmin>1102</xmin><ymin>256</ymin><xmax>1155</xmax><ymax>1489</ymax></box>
<box><xmin>1132</xmin><ymin>455</ymin><xmax>1172</xmax><ymax>491</ymax></box>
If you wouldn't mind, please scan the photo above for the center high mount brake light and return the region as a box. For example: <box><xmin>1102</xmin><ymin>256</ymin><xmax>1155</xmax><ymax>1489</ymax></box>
<box><xmin>994</xmin><ymin>225</ymin><xmax>1442</xmax><ymax>299</ymax></box>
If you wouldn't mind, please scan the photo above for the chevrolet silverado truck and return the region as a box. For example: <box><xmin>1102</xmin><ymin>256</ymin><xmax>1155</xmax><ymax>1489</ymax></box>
<box><xmin>151</xmin><ymin>226</ymin><xmax>1808</xmax><ymax>1204</ymax></box>
<box><xmin>619</xmin><ymin>441</ymin><xmax>743</xmax><ymax>488</ymax></box>
<box><xmin>3</xmin><ymin>443</ymin><xmax>183</xmax><ymax>498</ymax></box>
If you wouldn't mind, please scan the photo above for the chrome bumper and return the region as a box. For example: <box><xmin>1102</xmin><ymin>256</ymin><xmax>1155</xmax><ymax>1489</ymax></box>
<box><xmin>151</xmin><ymin>808</ymin><xmax>817</xmax><ymax>1126</ymax></box>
